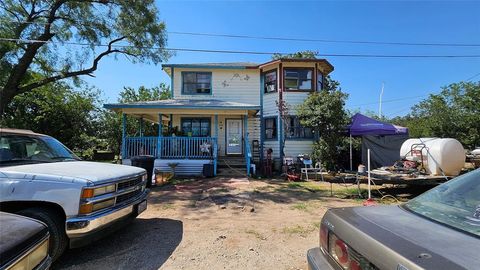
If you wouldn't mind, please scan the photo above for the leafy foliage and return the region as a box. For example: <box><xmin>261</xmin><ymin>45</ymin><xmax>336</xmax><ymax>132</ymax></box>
<box><xmin>0</xmin><ymin>81</ymin><xmax>100</xmax><ymax>151</ymax></box>
<box><xmin>297</xmin><ymin>77</ymin><xmax>349</xmax><ymax>170</ymax></box>
<box><xmin>98</xmin><ymin>84</ymin><xmax>170</xmax><ymax>155</ymax></box>
<box><xmin>272</xmin><ymin>50</ymin><xmax>319</xmax><ymax>60</ymax></box>
<box><xmin>0</xmin><ymin>0</ymin><xmax>170</xmax><ymax>112</ymax></box>
<box><xmin>391</xmin><ymin>81</ymin><xmax>480</xmax><ymax>148</ymax></box>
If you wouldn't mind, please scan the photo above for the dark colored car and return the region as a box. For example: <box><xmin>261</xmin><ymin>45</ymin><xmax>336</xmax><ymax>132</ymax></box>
<box><xmin>308</xmin><ymin>169</ymin><xmax>480</xmax><ymax>270</ymax></box>
<box><xmin>0</xmin><ymin>212</ymin><xmax>51</xmax><ymax>270</ymax></box>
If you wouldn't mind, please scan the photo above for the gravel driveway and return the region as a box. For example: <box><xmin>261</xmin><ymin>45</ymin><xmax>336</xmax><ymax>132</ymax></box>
<box><xmin>54</xmin><ymin>177</ymin><xmax>363</xmax><ymax>270</ymax></box>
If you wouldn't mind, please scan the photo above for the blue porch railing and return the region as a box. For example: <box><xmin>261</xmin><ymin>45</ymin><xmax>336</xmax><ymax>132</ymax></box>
<box><xmin>123</xmin><ymin>136</ymin><xmax>217</xmax><ymax>160</ymax></box>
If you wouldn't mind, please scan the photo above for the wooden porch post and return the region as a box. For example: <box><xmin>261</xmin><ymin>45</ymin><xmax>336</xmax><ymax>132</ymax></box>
<box><xmin>139</xmin><ymin>117</ymin><xmax>144</xmax><ymax>137</ymax></box>
<box><xmin>122</xmin><ymin>113</ymin><xmax>127</xmax><ymax>159</ymax></box>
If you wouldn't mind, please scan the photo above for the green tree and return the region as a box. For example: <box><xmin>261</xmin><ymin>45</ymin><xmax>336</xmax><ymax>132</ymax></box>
<box><xmin>99</xmin><ymin>84</ymin><xmax>170</xmax><ymax>155</ymax></box>
<box><xmin>0</xmin><ymin>81</ymin><xmax>100</xmax><ymax>151</ymax></box>
<box><xmin>297</xmin><ymin>80</ymin><xmax>349</xmax><ymax>170</ymax></box>
<box><xmin>272</xmin><ymin>50</ymin><xmax>319</xmax><ymax>60</ymax></box>
<box><xmin>392</xmin><ymin>81</ymin><xmax>480</xmax><ymax>148</ymax></box>
<box><xmin>0</xmin><ymin>0</ymin><xmax>170</xmax><ymax>113</ymax></box>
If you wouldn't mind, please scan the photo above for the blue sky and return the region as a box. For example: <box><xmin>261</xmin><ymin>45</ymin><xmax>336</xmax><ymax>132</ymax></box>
<box><xmin>86</xmin><ymin>0</ymin><xmax>480</xmax><ymax>117</ymax></box>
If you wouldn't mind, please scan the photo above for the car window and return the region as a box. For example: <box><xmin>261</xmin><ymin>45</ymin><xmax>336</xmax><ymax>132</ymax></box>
<box><xmin>0</xmin><ymin>134</ymin><xmax>79</xmax><ymax>165</ymax></box>
<box><xmin>404</xmin><ymin>169</ymin><xmax>480</xmax><ymax>237</ymax></box>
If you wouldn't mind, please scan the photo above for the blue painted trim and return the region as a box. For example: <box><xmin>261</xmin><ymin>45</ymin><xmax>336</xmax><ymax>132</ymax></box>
<box><xmin>139</xmin><ymin>117</ymin><xmax>144</xmax><ymax>136</ymax></box>
<box><xmin>158</xmin><ymin>113</ymin><xmax>163</xmax><ymax>157</ymax></box>
<box><xmin>214</xmin><ymin>114</ymin><xmax>218</xmax><ymax>176</ymax></box>
<box><xmin>163</xmin><ymin>64</ymin><xmax>250</xmax><ymax>69</ymax></box>
<box><xmin>104</xmin><ymin>104</ymin><xmax>260</xmax><ymax>110</ymax></box>
<box><xmin>122</xmin><ymin>113</ymin><xmax>126</xmax><ymax>158</ymax></box>
<box><xmin>181</xmin><ymin>71</ymin><xmax>213</xmax><ymax>96</ymax></box>
<box><xmin>159</xmin><ymin>114</ymin><xmax>163</xmax><ymax>137</ymax></box>
<box><xmin>171</xmin><ymin>67</ymin><xmax>175</xmax><ymax>98</ymax></box>
<box><xmin>259</xmin><ymin>72</ymin><xmax>265</xmax><ymax>162</ymax></box>
<box><xmin>278</xmin><ymin>113</ymin><xmax>283</xmax><ymax>162</ymax></box>
<box><xmin>214</xmin><ymin>115</ymin><xmax>219</xmax><ymax>138</ymax></box>
<box><xmin>244</xmin><ymin>115</ymin><xmax>250</xmax><ymax>176</ymax></box>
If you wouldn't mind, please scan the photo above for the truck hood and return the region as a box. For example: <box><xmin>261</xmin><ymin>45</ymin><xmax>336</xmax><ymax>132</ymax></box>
<box><xmin>0</xmin><ymin>161</ymin><xmax>146</xmax><ymax>184</ymax></box>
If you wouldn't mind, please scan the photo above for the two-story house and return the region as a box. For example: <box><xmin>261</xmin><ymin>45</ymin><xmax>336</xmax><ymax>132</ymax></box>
<box><xmin>104</xmin><ymin>58</ymin><xmax>334</xmax><ymax>176</ymax></box>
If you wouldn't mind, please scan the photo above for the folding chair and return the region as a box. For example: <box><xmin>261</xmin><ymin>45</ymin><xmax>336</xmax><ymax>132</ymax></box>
<box><xmin>301</xmin><ymin>158</ymin><xmax>313</xmax><ymax>181</ymax></box>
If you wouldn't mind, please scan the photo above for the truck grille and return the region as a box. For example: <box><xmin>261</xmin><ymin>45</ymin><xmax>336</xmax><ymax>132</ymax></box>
<box><xmin>117</xmin><ymin>177</ymin><xmax>142</xmax><ymax>190</ymax></box>
<box><xmin>116</xmin><ymin>189</ymin><xmax>142</xmax><ymax>204</ymax></box>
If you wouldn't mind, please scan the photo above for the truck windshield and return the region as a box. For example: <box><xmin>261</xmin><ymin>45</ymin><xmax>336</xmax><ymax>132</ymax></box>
<box><xmin>404</xmin><ymin>169</ymin><xmax>480</xmax><ymax>237</ymax></box>
<box><xmin>0</xmin><ymin>134</ymin><xmax>80</xmax><ymax>165</ymax></box>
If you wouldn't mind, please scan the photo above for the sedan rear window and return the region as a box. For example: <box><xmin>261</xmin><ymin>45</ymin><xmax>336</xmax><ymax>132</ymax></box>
<box><xmin>404</xmin><ymin>169</ymin><xmax>480</xmax><ymax>237</ymax></box>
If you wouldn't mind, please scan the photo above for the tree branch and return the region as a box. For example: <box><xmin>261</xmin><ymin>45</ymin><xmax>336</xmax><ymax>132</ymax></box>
<box><xmin>18</xmin><ymin>37</ymin><xmax>132</xmax><ymax>94</ymax></box>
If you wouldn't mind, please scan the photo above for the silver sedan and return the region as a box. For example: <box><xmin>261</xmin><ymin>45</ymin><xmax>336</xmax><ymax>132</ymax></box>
<box><xmin>308</xmin><ymin>169</ymin><xmax>480</xmax><ymax>270</ymax></box>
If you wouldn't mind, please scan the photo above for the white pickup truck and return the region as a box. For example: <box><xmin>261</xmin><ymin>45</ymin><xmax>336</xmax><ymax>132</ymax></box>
<box><xmin>0</xmin><ymin>128</ymin><xmax>149</xmax><ymax>261</ymax></box>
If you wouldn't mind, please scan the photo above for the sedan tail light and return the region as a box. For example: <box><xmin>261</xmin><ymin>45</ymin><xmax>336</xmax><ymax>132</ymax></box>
<box><xmin>321</xmin><ymin>227</ymin><xmax>378</xmax><ymax>270</ymax></box>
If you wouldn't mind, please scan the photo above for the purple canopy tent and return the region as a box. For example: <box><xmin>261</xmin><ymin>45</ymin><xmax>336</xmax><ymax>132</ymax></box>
<box><xmin>348</xmin><ymin>113</ymin><xmax>409</xmax><ymax>170</ymax></box>
<box><xmin>349</xmin><ymin>113</ymin><xmax>408</xmax><ymax>136</ymax></box>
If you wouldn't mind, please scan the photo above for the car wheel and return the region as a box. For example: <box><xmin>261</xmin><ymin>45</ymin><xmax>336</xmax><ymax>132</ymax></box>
<box><xmin>17</xmin><ymin>207</ymin><xmax>68</xmax><ymax>261</ymax></box>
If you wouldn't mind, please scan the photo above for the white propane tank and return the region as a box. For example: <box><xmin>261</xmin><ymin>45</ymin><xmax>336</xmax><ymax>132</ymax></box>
<box><xmin>399</xmin><ymin>138</ymin><xmax>465</xmax><ymax>176</ymax></box>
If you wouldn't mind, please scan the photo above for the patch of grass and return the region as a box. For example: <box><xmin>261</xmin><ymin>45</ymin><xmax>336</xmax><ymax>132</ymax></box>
<box><xmin>275</xmin><ymin>182</ymin><xmax>327</xmax><ymax>194</ymax></box>
<box><xmin>312</xmin><ymin>221</ymin><xmax>321</xmax><ymax>229</ymax></box>
<box><xmin>161</xmin><ymin>203</ymin><xmax>175</xmax><ymax>210</ymax></box>
<box><xmin>291</xmin><ymin>202</ymin><xmax>309</xmax><ymax>211</ymax></box>
<box><xmin>282</xmin><ymin>225</ymin><xmax>316</xmax><ymax>235</ymax></box>
<box><xmin>245</xmin><ymin>229</ymin><xmax>267</xmax><ymax>240</ymax></box>
<box><xmin>169</xmin><ymin>178</ymin><xmax>196</xmax><ymax>186</ymax></box>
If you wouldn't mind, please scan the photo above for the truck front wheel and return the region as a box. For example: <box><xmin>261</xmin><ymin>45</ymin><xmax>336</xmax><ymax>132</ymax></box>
<box><xmin>17</xmin><ymin>207</ymin><xmax>68</xmax><ymax>261</ymax></box>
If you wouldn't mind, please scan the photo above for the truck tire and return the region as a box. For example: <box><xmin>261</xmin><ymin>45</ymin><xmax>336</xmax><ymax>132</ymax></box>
<box><xmin>17</xmin><ymin>207</ymin><xmax>68</xmax><ymax>261</ymax></box>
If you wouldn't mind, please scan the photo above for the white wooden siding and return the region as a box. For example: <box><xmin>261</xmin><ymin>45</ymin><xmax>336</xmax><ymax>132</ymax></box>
<box><xmin>264</xmin><ymin>140</ymin><xmax>280</xmax><ymax>158</ymax></box>
<box><xmin>283</xmin><ymin>91</ymin><xmax>310</xmax><ymax>114</ymax></box>
<box><xmin>173</xmin><ymin>68</ymin><xmax>260</xmax><ymax>105</ymax></box>
<box><xmin>248</xmin><ymin>116</ymin><xmax>260</xmax><ymax>148</ymax></box>
<box><xmin>284</xmin><ymin>140</ymin><xmax>314</xmax><ymax>158</ymax></box>
<box><xmin>263</xmin><ymin>93</ymin><xmax>278</xmax><ymax>116</ymax></box>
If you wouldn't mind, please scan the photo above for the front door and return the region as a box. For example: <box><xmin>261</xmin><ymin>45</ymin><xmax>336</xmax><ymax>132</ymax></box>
<box><xmin>226</xmin><ymin>119</ymin><xmax>243</xmax><ymax>155</ymax></box>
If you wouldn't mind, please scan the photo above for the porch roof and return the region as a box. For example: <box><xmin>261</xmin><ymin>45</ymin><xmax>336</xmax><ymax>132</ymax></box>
<box><xmin>104</xmin><ymin>99</ymin><xmax>259</xmax><ymax>110</ymax></box>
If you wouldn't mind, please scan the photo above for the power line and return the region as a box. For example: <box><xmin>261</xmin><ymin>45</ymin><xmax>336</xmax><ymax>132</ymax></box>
<box><xmin>169</xmin><ymin>31</ymin><xmax>480</xmax><ymax>48</ymax></box>
<box><xmin>466</xmin><ymin>72</ymin><xmax>480</xmax><ymax>81</ymax></box>
<box><xmin>350</xmin><ymin>94</ymin><xmax>430</xmax><ymax>107</ymax></box>
<box><xmin>2</xmin><ymin>38</ymin><xmax>480</xmax><ymax>58</ymax></box>
<box><xmin>5</xmin><ymin>20</ymin><xmax>480</xmax><ymax>47</ymax></box>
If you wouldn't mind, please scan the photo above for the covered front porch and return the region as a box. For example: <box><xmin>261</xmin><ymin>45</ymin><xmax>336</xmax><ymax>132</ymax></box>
<box><xmin>104</xmin><ymin>99</ymin><xmax>260</xmax><ymax>176</ymax></box>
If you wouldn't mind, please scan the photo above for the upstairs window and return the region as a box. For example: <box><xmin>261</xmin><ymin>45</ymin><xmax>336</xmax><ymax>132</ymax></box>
<box><xmin>182</xmin><ymin>72</ymin><xmax>212</xmax><ymax>95</ymax></box>
<box><xmin>264</xmin><ymin>117</ymin><xmax>277</xmax><ymax>140</ymax></box>
<box><xmin>317</xmin><ymin>70</ymin><xmax>324</xmax><ymax>91</ymax></box>
<box><xmin>264</xmin><ymin>70</ymin><xmax>277</xmax><ymax>93</ymax></box>
<box><xmin>286</xmin><ymin>116</ymin><xmax>313</xmax><ymax>139</ymax></box>
<box><xmin>284</xmin><ymin>68</ymin><xmax>313</xmax><ymax>91</ymax></box>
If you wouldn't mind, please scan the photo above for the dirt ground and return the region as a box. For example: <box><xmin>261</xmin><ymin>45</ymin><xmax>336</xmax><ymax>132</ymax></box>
<box><xmin>53</xmin><ymin>177</ymin><xmax>427</xmax><ymax>270</ymax></box>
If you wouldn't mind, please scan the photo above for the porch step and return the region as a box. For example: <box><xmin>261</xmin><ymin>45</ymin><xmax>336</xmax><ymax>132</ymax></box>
<box><xmin>217</xmin><ymin>157</ymin><xmax>246</xmax><ymax>169</ymax></box>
